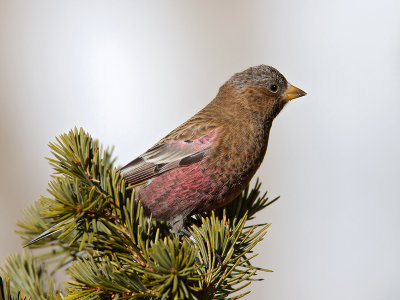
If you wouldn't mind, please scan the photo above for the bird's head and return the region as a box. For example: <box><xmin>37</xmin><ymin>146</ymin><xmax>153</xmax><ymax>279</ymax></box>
<box><xmin>227</xmin><ymin>65</ymin><xmax>306</xmax><ymax>121</ymax></box>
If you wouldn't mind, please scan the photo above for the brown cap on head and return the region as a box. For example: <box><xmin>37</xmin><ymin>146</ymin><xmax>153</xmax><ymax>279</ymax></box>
<box><xmin>228</xmin><ymin>65</ymin><xmax>306</xmax><ymax>101</ymax></box>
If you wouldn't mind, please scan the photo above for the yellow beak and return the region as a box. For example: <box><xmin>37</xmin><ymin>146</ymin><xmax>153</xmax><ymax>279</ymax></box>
<box><xmin>283</xmin><ymin>84</ymin><xmax>307</xmax><ymax>101</ymax></box>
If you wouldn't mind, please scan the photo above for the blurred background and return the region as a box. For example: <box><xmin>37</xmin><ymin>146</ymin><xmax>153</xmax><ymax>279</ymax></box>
<box><xmin>1</xmin><ymin>1</ymin><xmax>399</xmax><ymax>299</ymax></box>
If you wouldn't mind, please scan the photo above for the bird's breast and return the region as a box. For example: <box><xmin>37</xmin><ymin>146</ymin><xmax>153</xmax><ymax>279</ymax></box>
<box><xmin>205</xmin><ymin>122</ymin><xmax>270</xmax><ymax>199</ymax></box>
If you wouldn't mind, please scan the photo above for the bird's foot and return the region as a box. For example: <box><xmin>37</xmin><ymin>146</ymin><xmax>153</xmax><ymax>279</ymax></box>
<box><xmin>177</xmin><ymin>228</ymin><xmax>207</xmax><ymax>267</ymax></box>
<box><xmin>171</xmin><ymin>215</ymin><xmax>222</xmax><ymax>268</ymax></box>
<box><xmin>179</xmin><ymin>228</ymin><xmax>222</xmax><ymax>268</ymax></box>
<box><xmin>178</xmin><ymin>227</ymin><xmax>198</xmax><ymax>245</ymax></box>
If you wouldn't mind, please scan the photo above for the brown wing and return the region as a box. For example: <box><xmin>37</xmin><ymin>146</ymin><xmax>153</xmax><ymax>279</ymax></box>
<box><xmin>121</xmin><ymin>129</ymin><xmax>218</xmax><ymax>185</ymax></box>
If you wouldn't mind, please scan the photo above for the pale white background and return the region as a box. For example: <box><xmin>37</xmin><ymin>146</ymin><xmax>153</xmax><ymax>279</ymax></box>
<box><xmin>1</xmin><ymin>1</ymin><xmax>399</xmax><ymax>299</ymax></box>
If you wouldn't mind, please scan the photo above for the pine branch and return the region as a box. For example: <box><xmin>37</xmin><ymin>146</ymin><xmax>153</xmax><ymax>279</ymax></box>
<box><xmin>189</xmin><ymin>212</ymin><xmax>271</xmax><ymax>300</ymax></box>
<box><xmin>213</xmin><ymin>179</ymin><xmax>279</xmax><ymax>224</ymax></box>
<box><xmin>0</xmin><ymin>253</ymin><xmax>60</xmax><ymax>299</ymax></box>
<box><xmin>9</xmin><ymin>127</ymin><xmax>277</xmax><ymax>299</ymax></box>
<box><xmin>0</xmin><ymin>276</ymin><xmax>28</xmax><ymax>300</ymax></box>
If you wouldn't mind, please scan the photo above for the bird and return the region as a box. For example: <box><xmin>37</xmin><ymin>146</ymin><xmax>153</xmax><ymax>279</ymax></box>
<box><xmin>24</xmin><ymin>65</ymin><xmax>306</xmax><ymax>247</ymax></box>
<box><xmin>120</xmin><ymin>65</ymin><xmax>306</xmax><ymax>234</ymax></box>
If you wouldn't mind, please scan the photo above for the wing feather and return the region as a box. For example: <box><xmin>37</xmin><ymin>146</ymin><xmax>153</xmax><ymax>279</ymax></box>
<box><xmin>121</xmin><ymin>130</ymin><xmax>217</xmax><ymax>185</ymax></box>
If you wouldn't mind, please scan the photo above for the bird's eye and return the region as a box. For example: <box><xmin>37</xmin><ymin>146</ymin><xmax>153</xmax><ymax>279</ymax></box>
<box><xmin>269</xmin><ymin>84</ymin><xmax>278</xmax><ymax>93</ymax></box>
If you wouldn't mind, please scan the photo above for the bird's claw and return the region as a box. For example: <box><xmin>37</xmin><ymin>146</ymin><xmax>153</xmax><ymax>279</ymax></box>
<box><xmin>178</xmin><ymin>228</ymin><xmax>198</xmax><ymax>245</ymax></box>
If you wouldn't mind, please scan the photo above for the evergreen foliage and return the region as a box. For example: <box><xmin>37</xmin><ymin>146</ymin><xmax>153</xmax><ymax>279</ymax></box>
<box><xmin>1</xmin><ymin>128</ymin><xmax>278</xmax><ymax>299</ymax></box>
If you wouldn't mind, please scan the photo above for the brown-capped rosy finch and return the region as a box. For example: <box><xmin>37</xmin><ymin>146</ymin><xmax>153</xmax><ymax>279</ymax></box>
<box><xmin>121</xmin><ymin>65</ymin><xmax>306</xmax><ymax>233</ymax></box>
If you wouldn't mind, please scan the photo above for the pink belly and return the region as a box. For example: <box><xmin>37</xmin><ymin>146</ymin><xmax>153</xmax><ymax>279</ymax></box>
<box><xmin>134</xmin><ymin>159</ymin><xmax>232</xmax><ymax>220</ymax></box>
